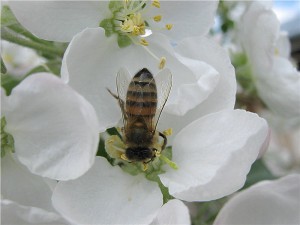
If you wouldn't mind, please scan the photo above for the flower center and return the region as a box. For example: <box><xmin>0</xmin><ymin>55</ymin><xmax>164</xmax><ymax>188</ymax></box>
<box><xmin>104</xmin><ymin>127</ymin><xmax>177</xmax><ymax>176</ymax></box>
<box><xmin>100</xmin><ymin>0</ymin><xmax>173</xmax><ymax>69</ymax></box>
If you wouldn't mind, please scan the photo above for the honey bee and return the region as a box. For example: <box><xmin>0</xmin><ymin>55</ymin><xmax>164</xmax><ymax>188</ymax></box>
<box><xmin>108</xmin><ymin>68</ymin><xmax>172</xmax><ymax>163</ymax></box>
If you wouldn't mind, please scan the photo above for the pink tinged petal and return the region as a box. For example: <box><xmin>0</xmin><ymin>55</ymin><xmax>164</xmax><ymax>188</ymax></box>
<box><xmin>159</xmin><ymin>110</ymin><xmax>269</xmax><ymax>201</ymax></box>
<box><xmin>4</xmin><ymin>73</ymin><xmax>99</xmax><ymax>180</ymax></box>
<box><xmin>213</xmin><ymin>174</ymin><xmax>300</xmax><ymax>225</ymax></box>
<box><xmin>52</xmin><ymin>157</ymin><xmax>163</xmax><ymax>225</ymax></box>
<box><xmin>8</xmin><ymin>1</ymin><xmax>108</xmax><ymax>42</ymax></box>
<box><xmin>1</xmin><ymin>199</ymin><xmax>66</xmax><ymax>225</ymax></box>
<box><xmin>62</xmin><ymin>28</ymin><xmax>218</xmax><ymax>130</ymax></box>
<box><xmin>151</xmin><ymin>199</ymin><xmax>191</xmax><ymax>225</ymax></box>
<box><xmin>158</xmin><ymin>1</ymin><xmax>218</xmax><ymax>40</ymax></box>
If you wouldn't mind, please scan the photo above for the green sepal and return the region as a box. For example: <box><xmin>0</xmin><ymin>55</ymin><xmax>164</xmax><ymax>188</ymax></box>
<box><xmin>108</xmin><ymin>1</ymin><xmax>123</xmax><ymax>12</ymax></box>
<box><xmin>1</xmin><ymin>117</ymin><xmax>15</xmax><ymax>158</ymax></box>
<box><xmin>117</xmin><ymin>34</ymin><xmax>132</xmax><ymax>48</ymax></box>
<box><xmin>99</xmin><ymin>18</ymin><xmax>115</xmax><ymax>37</ymax></box>
<box><xmin>1</xmin><ymin>73</ymin><xmax>21</xmax><ymax>96</ymax></box>
<box><xmin>1</xmin><ymin>5</ymin><xmax>18</xmax><ymax>27</ymax></box>
<box><xmin>1</xmin><ymin>57</ymin><xmax>7</xmax><ymax>74</ymax></box>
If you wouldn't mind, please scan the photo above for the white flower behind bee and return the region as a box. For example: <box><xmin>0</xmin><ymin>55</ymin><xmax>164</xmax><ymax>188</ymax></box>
<box><xmin>8</xmin><ymin>1</ymin><xmax>217</xmax><ymax>42</ymax></box>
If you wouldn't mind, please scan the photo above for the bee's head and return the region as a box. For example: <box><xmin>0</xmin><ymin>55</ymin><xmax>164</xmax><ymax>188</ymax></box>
<box><xmin>125</xmin><ymin>147</ymin><xmax>155</xmax><ymax>162</ymax></box>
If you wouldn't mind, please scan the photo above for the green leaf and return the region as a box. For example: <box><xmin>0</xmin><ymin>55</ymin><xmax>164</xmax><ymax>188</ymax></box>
<box><xmin>243</xmin><ymin>159</ymin><xmax>277</xmax><ymax>189</ymax></box>
<box><xmin>108</xmin><ymin>1</ymin><xmax>123</xmax><ymax>12</ymax></box>
<box><xmin>99</xmin><ymin>19</ymin><xmax>114</xmax><ymax>37</ymax></box>
<box><xmin>117</xmin><ymin>34</ymin><xmax>132</xmax><ymax>48</ymax></box>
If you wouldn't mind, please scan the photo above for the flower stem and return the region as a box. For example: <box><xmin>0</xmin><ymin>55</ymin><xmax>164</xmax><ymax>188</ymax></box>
<box><xmin>1</xmin><ymin>28</ymin><xmax>64</xmax><ymax>57</ymax></box>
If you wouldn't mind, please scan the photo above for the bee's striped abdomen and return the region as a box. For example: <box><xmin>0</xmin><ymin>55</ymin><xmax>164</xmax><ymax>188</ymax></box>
<box><xmin>126</xmin><ymin>68</ymin><xmax>157</xmax><ymax>117</ymax></box>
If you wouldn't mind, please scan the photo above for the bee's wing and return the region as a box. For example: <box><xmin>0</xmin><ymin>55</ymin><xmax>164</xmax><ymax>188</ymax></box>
<box><xmin>116</xmin><ymin>68</ymin><xmax>132</xmax><ymax>125</ymax></box>
<box><xmin>152</xmin><ymin>68</ymin><xmax>172</xmax><ymax>131</ymax></box>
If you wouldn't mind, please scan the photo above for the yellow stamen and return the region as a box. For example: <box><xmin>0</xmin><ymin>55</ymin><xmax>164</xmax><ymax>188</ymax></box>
<box><xmin>160</xmin><ymin>154</ymin><xmax>178</xmax><ymax>170</ymax></box>
<box><xmin>274</xmin><ymin>48</ymin><xmax>279</xmax><ymax>56</ymax></box>
<box><xmin>153</xmin><ymin>15</ymin><xmax>162</xmax><ymax>22</ymax></box>
<box><xmin>121</xmin><ymin>153</ymin><xmax>129</xmax><ymax>161</ymax></box>
<box><xmin>163</xmin><ymin>128</ymin><xmax>173</xmax><ymax>136</ymax></box>
<box><xmin>142</xmin><ymin>163</ymin><xmax>148</xmax><ymax>171</ymax></box>
<box><xmin>140</xmin><ymin>38</ymin><xmax>149</xmax><ymax>46</ymax></box>
<box><xmin>165</xmin><ymin>24</ymin><xmax>173</xmax><ymax>30</ymax></box>
<box><xmin>159</xmin><ymin>57</ymin><xmax>166</xmax><ymax>69</ymax></box>
<box><xmin>152</xmin><ymin>0</ymin><xmax>160</xmax><ymax>8</ymax></box>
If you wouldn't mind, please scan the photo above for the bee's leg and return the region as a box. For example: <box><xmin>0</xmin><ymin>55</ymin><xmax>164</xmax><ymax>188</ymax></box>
<box><xmin>159</xmin><ymin>132</ymin><xmax>167</xmax><ymax>150</ymax></box>
<box><xmin>106</xmin><ymin>88</ymin><xmax>127</xmax><ymax>119</ymax></box>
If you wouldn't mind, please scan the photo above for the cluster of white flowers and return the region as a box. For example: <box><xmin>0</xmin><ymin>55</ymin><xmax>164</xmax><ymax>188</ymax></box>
<box><xmin>1</xmin><ymin>1</ymin><xmax>299</xmax><ymax>225</ymax></box>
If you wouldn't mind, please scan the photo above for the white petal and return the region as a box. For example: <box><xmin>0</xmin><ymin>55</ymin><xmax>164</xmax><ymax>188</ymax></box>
<box><xmin>158</xmin><ymin>36</ymin><xmax>236</xmax><ymax>140</ymax></box>
<box><xmin>159</xmin><ymin>110</ymin><xmax>268</xmax><ymax>201</ymax></box>
<box><xmin>1</xmin><ymin>154</ymin><xmax>55</xmax><ymax>211</ymax></box>
<box><xmin>62</xmin><ymin>28</ymin><xmax>220</xmax><ymax>130</ymax></box>
<box><xmin>158</xmin><ymin>1</ymin><xmax>218</xmax><ymax>40</ymax></box>
<box><xmin>52</xmin><ymin>157</ymin><xmax>163</xmax><ymax>225</ymax></box>
<box><xmin>213</xmin><ymin>175</ymin><xmax>300</xmax><ymax>225</ymax></box>
<box><xmin>1</xmin><ymin>154</ymin><xmax>67</xmax><ymax>224</ymax></box>
<box><xmin>255</xmin><ymin>57</ymin><xmax>300</xmax><ymax>119</ymax></box>
<box><xmin>4</xmin><ymin>73</ymin><xmax>99</xmax><ymax>180</ymax></box>
<box><xmin>239</xmin><ymin>2</ymin><xmax>280</xmax><ymax>71</ymax></box>
<box><xmin>1</xmin><ymin>199</ymin><xmax>66</xmax><ymax>225</ymax></box>
<box><xmin>8</xmin><ymin>1</ymin><xmax>108</xmax><ymax>42</ymax></box>
<box><xmin>151</xmin><ymin>199</ymin><xmax>191</xmax><ymax>225</ymax></box>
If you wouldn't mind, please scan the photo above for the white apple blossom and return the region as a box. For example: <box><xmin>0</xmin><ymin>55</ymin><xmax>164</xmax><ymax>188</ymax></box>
<box><xmin>1</xmin><ymin>73</ymin><xmax>99</xmax><ymax>180</ymax></box>
<box><xmin>50</xmin><ymin>26</ymin><xmax>269</xmax><ymax>224</ymax></box>
<box><xmin>1</xmin><ymin>153</ymin><xmax>69</xmax><ymax>225</ymax></box>
<box><xmin>1</xmin><ymin>40</ymin><xmax>45</xmax><ymax>77</ymax></box>
<box><xmin>213</xmin><ymin>174</ymin><xmax>300</xmax><ymax>225</ymax></box>
<box><xmin>237</xmin><ymin>2</ymin><xmax>300</xmax><ymax>119</ymax></box>
<box><xmin>261</xmin><ymin>110</ymin><xmax>300</xmax><ymax>176</ymax></box>
<box><xmin>8</xmin><ymin>0</ymin><xmax>218</xmax><ymax>43</ymax></box>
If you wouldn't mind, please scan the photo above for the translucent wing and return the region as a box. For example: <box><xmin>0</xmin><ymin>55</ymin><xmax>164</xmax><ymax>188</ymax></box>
<box><xmin>152</xmin><ymin>68</ymin><xmax>172</xmax><ymax>131</ymax></box>
<box><xmin>116</xmin><ymin>67</ymin><xmax>132</xmax><ymax>125</ymax></box>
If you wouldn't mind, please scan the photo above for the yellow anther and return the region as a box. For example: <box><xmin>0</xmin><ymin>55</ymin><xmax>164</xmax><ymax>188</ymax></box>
<box><xmin>165</xmin><ymin>24</ymin><xmax>173</xmax><ymax>30</ymax></box>
<box><xmin>142</xmin><ymin>163</ymin><xmax>148</xmax><ymax>171</ymax></box>
<box><xmin>163</xmin><ymin>128</ymin><xmax>173</xmax><ymax>136</ymax></box>
<box><xmin>274</xmin><ymin>48</ymin><xmax>279</xmax><ymax>56</ymax></box>
<box><xmin>152</xmin><ymin>0</ymin><xmax>160</xmax><ymax>8</ymax></box>
<box><xmin>153</xmin><ymin>15</ymin><xmax>162</xmax><ymax>22</ymax></box>
<box><xmin>140</xmin><ymin>38</ymin><xmax>149</xmax><ymax>46</ymax></box>
<box><xmin>121</xmin><ymin>153</ymin><xmax>129</xmax><ymax>162</ymax></box>
<box><xmin>159</xmin><ymin>57</ymin><xmax>166</xmax><ymax>69</ymax></box>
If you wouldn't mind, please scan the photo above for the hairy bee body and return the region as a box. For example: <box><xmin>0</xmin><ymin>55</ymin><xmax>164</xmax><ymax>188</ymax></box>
<box><xmin>109</xmin><ymin>68</ymin><xmax>172</xmax><ymax>163</ymax></box>
<box><xmin>124</xmin><ymin>69</ymin><xmax>157</xmax><ymax>161</ymax></box>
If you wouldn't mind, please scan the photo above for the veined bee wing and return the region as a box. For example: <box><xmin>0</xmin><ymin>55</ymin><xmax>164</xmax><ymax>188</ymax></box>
<box><xmin>116</xmin><ymin>67</ymin><xmax>132</xmax><ymax>124</ymax></box>
<box><xmin>153</xmin><ymin>68</ymin><xmax>172</xmax><ymax>131</ymax></box>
